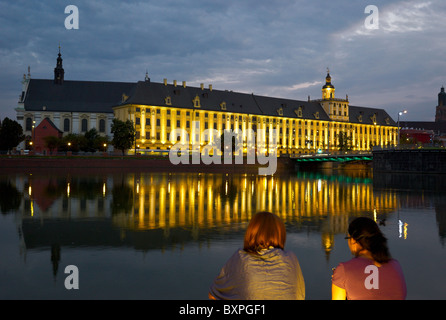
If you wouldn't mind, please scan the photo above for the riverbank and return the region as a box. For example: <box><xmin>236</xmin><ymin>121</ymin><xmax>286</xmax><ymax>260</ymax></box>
<box><xmin>0</xmin><ymin>155</ymin><xmax>296</xmax><ymax>175</ymax></box>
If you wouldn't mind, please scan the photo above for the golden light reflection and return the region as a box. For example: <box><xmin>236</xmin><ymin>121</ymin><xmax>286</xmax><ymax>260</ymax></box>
<box><xmin>30</xmin><ymin>200</ymin><xmax>34</xmax><ymax>217</ymax></box>
<box><xmin>399</xmin><ymin>220</ymin><xmax>409</xmax><ymax>239</ymax></box>
<box><xmin>19</xmin><ymin>171</ymin><xmax>408</xmax><ymax>248</ymax></box>
<box><xmin>116</xmin><ymin>172</ymin><xmax>398</xmax><ymax>237</ymax></box>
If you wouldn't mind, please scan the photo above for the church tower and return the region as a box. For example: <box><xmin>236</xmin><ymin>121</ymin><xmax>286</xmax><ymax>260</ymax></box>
<box><xmin>54</xmin><ymin>46</ymin><xmax>64</xmax><ymax>84</ymax></box>
<box><xmin>435</xmin><ymin>86</ymin><xmax>446</xmax><ymax>122</ymax></box>
<box><xmin>319</xmin><ymin>69</ymin><xmax>349</xmax><ymax>122</ymax></box>
<box><xmin>322</xmin><ymin>69</ymin><xmax>335</xmax><ymax>100</ymax></box>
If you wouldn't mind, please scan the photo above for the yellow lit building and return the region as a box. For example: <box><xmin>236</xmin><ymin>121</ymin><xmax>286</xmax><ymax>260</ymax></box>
<box><xmin>113</xmin><ymin>71</ymin><xmax>398</xmax><ymax>155</ymax></box>
<box><xmin>15</xmin><ymin>49</ymin><xmax>398</xmax><ymax>154</ymax></box>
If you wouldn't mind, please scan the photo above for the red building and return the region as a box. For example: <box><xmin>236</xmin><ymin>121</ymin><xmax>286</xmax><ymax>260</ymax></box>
<box><xmin>400</xmin><ymin>128</ymin><xmax>434</xmax><ymax>145</ymax></box>
<box><xmin>32</xmin><ymin>118</ymin><xmax>63</xmax><ymax>155</ymax></box>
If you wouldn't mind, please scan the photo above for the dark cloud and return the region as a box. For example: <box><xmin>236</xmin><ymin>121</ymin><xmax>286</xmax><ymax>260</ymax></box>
<box><xmin>0</xmin><ymin>0</ymin><xmax>444</xmax><ymax>122</ymax></box>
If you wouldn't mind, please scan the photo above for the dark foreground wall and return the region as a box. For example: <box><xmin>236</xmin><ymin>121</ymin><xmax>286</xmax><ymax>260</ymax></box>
<box><xmin>373</xmin><ymin>149</ymin><xmax>446</xmax><ymax>173</ymax></box>
<box><xmin>0</xmin><ymin>155</ymin><xmax>296</xmax><ymax>175</ymax></box>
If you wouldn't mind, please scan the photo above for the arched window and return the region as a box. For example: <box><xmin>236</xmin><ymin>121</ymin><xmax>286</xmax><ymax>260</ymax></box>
<box><xmin>26</xmin><ymin>117</ymin><xmax>33</xmax><ymax>131</ymax></box>
<box><xmin>64</xmin><ymin>118</ymin><xmax>70</xmax><ymax>132</ymax></box>
<box><xmin>99</xmin><ymin>119</ymin><xmax>105</xmax><ymax>132</ymax></box>
<box><xmin>81</xmin><ymin>119</ymin><xmax>88</xmax><ymax>132</ymax></box>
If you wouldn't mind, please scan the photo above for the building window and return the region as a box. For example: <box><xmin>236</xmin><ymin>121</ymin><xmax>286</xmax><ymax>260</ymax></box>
<box><xmin>193</xmin><ymin>95</ymin><xmax>201</xmax><ymax>108</ymax></box>
<box><xmin>99</xmin><ymin>119</ymin><xmax>105</xmax><ymax>133</ymax></box>
<box><xmin>64</xmin><ymin>118</ymin><xmax>70</xmax><ymax>132</ymax></box>
<box><xmin>26</xmin><ymin>117</ymin><xmax>33</xmax><ymax>131</ymax></box>
<box><xmin>81</xmin><ymin>119</ymin><xmax>88</xmax><ymax>132</ymax></box>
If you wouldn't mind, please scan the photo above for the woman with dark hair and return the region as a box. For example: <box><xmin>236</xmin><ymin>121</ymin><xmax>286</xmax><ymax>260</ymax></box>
<box><xmin>209</xmin><ymin>211</ymin><xmax>305</xmax><ymax>300</ymax></box>
<box><xmin>332</xmin><ymin>217</ymin><xmax>407</xmax><ymax>300</ymax></box>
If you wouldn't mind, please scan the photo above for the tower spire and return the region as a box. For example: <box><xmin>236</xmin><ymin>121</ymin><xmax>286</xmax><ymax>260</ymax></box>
<box><xmin>145</xmin><ymin>69</ymin><xmax>150</xmax><ymax>82</ymax></box>
<box><xmin>322</xmin><ymin>68</ymin><xmax>334</xmax><ymax>100</ymax></box>
<box><xmin>54</xmin><ymin>45</ymin><xmax>64</xmax><ymax>84</ymax></box>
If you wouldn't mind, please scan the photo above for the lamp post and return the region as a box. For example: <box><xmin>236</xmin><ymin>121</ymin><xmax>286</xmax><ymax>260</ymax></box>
<box><xmin>397</xmin><ymin>110</ymin><xmax>407</xmax><ymax>147</ymax></box>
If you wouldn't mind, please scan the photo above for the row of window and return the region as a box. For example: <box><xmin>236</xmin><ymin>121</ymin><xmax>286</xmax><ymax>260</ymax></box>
<box><xmin>136</xmin><ymin>116</ymin><xmax>396</xmax><ymax>137</ymax></box>
<box><xmin>25</xmin><ymin>117</ymin><xmax>106</xmax><ymax>133</ymax></box>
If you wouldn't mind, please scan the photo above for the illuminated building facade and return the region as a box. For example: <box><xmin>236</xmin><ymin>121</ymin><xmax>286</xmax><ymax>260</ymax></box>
<box><xmin>15</xmin><ymin>50</ymin><xmax>398</xmax><ymax>154</ymax></box>
<box><xmin>114</xmin><ymin>71</ymin><xmax>398</xmax><ymax>155</ymax></box>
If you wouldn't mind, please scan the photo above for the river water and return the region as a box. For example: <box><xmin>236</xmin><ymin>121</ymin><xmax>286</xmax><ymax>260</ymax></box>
<box><xmin>0</xmin><ymin>167</ymin><xmax>445</xmax><ymax>300</ymax></box>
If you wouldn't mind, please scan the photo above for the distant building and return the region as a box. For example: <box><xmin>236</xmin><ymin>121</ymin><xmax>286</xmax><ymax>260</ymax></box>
<box><xmin>400</xmin><ymin>128</ymin><xmax>434</xmax><ymax>145</ymax></box>
<box><xmin>15</xmin><ymin>50</ymin><xmax>398</xmax><ymax>154</ymax></box>
<box><xmin>400</xmin><ymin>86</ymin><xmax>446</xmax><ymax>146</ymax></box>
<box><xmin>436</xmin><ymin>86</ymin><xmax>446</xmax><ymax>122</ymax></box>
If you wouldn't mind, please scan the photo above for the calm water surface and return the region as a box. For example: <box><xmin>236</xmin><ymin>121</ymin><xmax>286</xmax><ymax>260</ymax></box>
<box><xmin>0</xmin><ymin>167</ymin><xmax>445</xmax><ymax>300</ymax></box>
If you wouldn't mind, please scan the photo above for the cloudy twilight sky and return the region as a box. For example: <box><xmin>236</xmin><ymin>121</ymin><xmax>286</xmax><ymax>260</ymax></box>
<box><xmin>1</xmin><ymin>0</ymin><xmax>445</xmax><ymax>122</ymax></box>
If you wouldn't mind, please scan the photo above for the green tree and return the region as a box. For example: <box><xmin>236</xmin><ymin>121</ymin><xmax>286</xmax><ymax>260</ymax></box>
<box><xmin>336</xmin><ymin>131</ymin><xmax>352</xmax><ymax>151</ymax></box>
<box><xmin>400</xmin><ymin>133</ymin><xmax>415</xmax><ymax>145</ymax></box>
<box><xmin>0</xmin><ymin>117</ymin><xmax>25</xmax><ymax>152</ymax></box>
<box><xmin>60</xmin><ymin>133</ymin><xmax>82</xmax><ymax>152</ymax></box>
<box><xmin>111</xmin><ymin>119</ymin><xmax>135</xmax><ymax>155</ymax></box>
<box><xmin>43</xmin><ymin>136</ymin><xmax>60</xmax><ymax>155</ymax></box>
<box><xmin>81</xmin><ymin>128</ymin><xmax>100</xmax><ymax>152</ymax></box>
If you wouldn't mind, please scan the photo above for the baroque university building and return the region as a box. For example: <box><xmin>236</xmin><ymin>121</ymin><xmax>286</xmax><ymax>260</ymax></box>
<box><xmin>15</xmin><ymin>50</ymin><xmax>398</xmax><ymax>154</ymax></box>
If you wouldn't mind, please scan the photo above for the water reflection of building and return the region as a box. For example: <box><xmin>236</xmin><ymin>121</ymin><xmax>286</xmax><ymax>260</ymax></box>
<box><xmin>7</xmin><ymin>170</ymin><xmax>405</xmax><ymax>263</ymax></box>
<box><xmin>119</xmin><ymin>172</ymin><xmax>398</xmax><ymax>232</ymax></box>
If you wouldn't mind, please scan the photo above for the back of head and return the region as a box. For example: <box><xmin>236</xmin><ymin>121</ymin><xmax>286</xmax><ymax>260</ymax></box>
<box><xmin>348</xmin><ymin>217</ymin><xmax>391</xmax><ymax>264</ymax></box>
<box><xmin>243</xmin><ymin>211</ymin><xmax>286</xmax><ymax>254</ymax></box>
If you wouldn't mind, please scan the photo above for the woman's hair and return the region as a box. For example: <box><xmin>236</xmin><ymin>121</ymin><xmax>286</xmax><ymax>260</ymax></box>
<box><xmin>348</xmin><ymin>217</ymin><xmax>391</xmax><ymax>263</ymax></box>
<box><xmin>243</xmin><ymin>211</ymin><xmax>286</xmax><ymax>254</ymax></box>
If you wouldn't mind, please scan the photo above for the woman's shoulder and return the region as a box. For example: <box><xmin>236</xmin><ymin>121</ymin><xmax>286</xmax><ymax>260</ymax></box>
<box><xmin>385</xmin><ymin>258</ymin><xmax>404</xmax><ymax>270</ymax></box>
<box><xmin>336</xmin><ymin>257</ymin><xmax>371</xmax><ymax>269</ymax></box>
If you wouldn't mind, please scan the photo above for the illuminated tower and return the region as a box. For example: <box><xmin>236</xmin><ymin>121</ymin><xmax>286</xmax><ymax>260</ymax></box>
<box><xmin>322</xmin><ymin>69</ymin><xmax>335</xmax><ymax>100</ymax></box>
<box><xmin>320</xmin><ymin>69</ymin><xmax>349</xmax><ymax>122</ymax></box>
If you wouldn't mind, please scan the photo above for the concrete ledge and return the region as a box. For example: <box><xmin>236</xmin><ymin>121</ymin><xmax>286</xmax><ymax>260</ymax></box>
<box><xmin>0</xmin><ymin>156</ymin><xmax>296</xmax><ymax>175</ymax></box>
<box><xmin>373</xmin><ymin>149</ymin><xmax>446</xmax><ymax>173</ymax></box>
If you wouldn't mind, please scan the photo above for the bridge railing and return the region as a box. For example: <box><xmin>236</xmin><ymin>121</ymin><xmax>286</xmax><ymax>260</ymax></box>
<box><xmin>289</xmin><ymin>150</ymin><xmax>371</xmax><ymax>158</ymax></box>
<box><xmin>289</xmin><ymin>151</ymin><xmax>373</xmax><ymax>162</ymax></box>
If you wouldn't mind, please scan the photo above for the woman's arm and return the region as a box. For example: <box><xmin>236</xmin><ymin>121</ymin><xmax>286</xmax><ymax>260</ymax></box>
<box><xmin>331</xmin><ymin>284</ymin><xmax>346</xmax><ymax>300</ymax></box>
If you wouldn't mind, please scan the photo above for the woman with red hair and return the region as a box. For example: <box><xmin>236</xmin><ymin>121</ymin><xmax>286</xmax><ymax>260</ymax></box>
<box><xmin>209</xmin><ymin>211</ymin><xmax>305</xmax><ymax>300</ymax></box>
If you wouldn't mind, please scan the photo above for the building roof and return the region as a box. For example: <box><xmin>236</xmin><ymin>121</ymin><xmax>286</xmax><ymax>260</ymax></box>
<box><xmin>349</xmin><ymin>105</ymin><xmax>396</xmax><ymax>126</ymax></box>
<box><xmin>121</xmin><ymin>80</ymin><xmax>332</xmax><ymax>121</ymax></box>
<box><xmin>23</xmin><ymin>77</ymin><xmax>396</xmax><ymax>126</ymax></box>
<box><xmin>400</xmin><ymin>121</ymin><xmax>446</xmax><ymax>134</ymax></box>
<box><xmin>24</xmin><ymin>79</ymin><xmax>136</xmax><ymax>114</ymax></box>
<box><xmin>36</xmin><ymin>117</ymin><xmax>63</xmax><ymax>133</ymax></box>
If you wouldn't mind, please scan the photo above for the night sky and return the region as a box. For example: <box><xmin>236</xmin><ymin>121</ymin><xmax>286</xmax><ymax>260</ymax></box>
<box><xmin>1</xmin><ymin>0</ymin><xmax>445</xmax><ymax>122</ymax></box>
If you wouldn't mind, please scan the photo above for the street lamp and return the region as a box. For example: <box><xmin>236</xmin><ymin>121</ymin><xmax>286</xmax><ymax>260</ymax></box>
<box><xmin>397</xmin><ymin>110</ymin><xmax>407</xmax><ymax>147</ymax></box>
